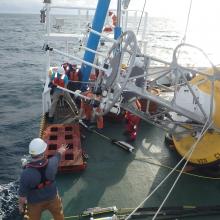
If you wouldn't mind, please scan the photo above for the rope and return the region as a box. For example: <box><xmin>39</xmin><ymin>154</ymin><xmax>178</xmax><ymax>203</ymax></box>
<box><xmin>134</xmin><ymin>158</ymin><xmax>220</xmax><ymax>180</ymax></box>
<box><xmin>181</xmin><ymin>0</ymin><xmax>193</xmax><ymax>44</ymax></box>
<box><xmin>152</xmin><ymin>120</ymin><xmax>213</xmax><ymax>219</ymax></box>
<box><xmin>136</xmin><ymin>0</ymin><xmax>147</xmax><ymax>35</ymax></box>
<box><xmin>68</xmin><ymin>79</ymin><xmax>95</xmax><ymax>84</ymax></box>
<box><xmin>176</xmin><ymin>0</ymin><xmax>193</xmax><ymax>60</ymax></box>
<box><xmin>125</xmin><ymin>120</ymin><xmax>212</xmax><ymax>220</ymax></box>
<box><xmin>39</xmin><ymin>113</ymin><xmax>46</xmax><ymax>138</ymax></box>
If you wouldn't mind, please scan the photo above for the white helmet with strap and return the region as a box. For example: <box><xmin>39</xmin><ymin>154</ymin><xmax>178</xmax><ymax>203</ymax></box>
<box><xmin>29</xmin><ymin>138</ymin><xmax>47</xmax><ymax>155</ymax></box>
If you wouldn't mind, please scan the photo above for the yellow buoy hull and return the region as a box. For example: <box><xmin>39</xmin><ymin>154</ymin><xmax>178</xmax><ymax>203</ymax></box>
<box><xmin>173</xmin><ymin>74</ymin><xmax>220</xmax><ymax>165</ymax></box>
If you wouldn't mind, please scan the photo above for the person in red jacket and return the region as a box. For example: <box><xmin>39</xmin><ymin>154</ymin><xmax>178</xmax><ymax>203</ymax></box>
<box><xmin>124</xmin><ymin>100</ymin><xmax>141</xmax><ymax>142</ymax></box>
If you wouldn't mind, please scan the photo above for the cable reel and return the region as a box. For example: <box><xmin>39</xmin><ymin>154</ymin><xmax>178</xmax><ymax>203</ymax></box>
<box><xmin>95</xmin><ymin>30</ymin><xmax>138</xmax><ymax>115</ymax></box>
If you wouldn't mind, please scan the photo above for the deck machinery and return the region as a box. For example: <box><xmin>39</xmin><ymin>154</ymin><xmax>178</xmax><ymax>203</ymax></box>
<box><xmin>41</xmin><ymin>0</ymin><xmax>220</xmax><ymax>168</ymax></box>
<box><xmin>93</xmin><ymin>31</ymin><xmax>220</xmax><ymax>166</ymax></box>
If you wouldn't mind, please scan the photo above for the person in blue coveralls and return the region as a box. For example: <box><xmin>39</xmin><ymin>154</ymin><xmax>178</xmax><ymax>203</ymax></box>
<box><xmin>18</xmin><ymin>138</ymin><xmax>67</xmax><ymax>220</ymax></box>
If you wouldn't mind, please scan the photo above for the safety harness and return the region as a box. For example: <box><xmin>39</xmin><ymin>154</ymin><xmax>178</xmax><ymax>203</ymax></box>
<box><xmin>25</xmin><ymin>159</ymin><xmax>54</xmax><ymax>190</ymax></box>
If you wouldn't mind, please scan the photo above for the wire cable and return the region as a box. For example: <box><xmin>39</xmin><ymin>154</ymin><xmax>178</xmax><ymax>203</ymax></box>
<box><xmin>134</xmin><ymin>157</ymin><xmax>220</xmax><ymax>180</ymax></box>
<box><xmin>181</xmin><ymin>0</ymin><xmax>193</xmax><ymax>44</ymax></box>
<box><xmin>152</xmin><ymin>120</ymin><xmax>213</xmax><ymax>219</ymax></box>
<box><xmin>136</xmin><ymin>0</ymin><xmax>147</xmax><ymax>35</ymax></box>
<box><xmin>125</xmin><ymin>120</ymin><xmax>212</xmax><ymax>220</ymax></box>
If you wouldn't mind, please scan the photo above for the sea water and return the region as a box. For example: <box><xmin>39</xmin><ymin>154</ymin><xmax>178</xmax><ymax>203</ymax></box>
<box><xmin>0</xmin><ymin>14</ymin><xmax>44</xmax><ymax>219</ymax></box>
<box><xmin>0</xmin><ymin>13</ymin><xmax>219</xmax><ymax>219</ymax></box>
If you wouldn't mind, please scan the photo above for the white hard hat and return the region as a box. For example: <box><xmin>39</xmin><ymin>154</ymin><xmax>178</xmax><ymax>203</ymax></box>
<box><xmin>29</xmin><ymin>138</ymin><xmax>47</xmax><ymax>155</ymax></box>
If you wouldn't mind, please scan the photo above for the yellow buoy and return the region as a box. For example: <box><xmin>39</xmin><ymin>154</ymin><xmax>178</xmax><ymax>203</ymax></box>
<box><xmin>173</xmin><ymin>74</ymin><xmax>220</xmax><ymax>165</ymax></box>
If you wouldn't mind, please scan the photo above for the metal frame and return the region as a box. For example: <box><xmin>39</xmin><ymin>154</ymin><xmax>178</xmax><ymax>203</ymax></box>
<box><xmin>95</xmin><ymin>40</ymin><xmax>218</xmax><ymax>137</ymax></box>
<box><xmin>41</xmin><ymin>2</ymin><xmax>219</xmax><ymax>139</ymax></box>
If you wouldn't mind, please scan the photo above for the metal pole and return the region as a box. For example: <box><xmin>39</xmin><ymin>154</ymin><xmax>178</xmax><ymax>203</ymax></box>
<box><xmin>114</xmin><ymin>0</ymin><xmax>122</xmax><ymax>39</ymax></box>
<box><xmin>52</xmin><ymin>48</ymin><xmax>107</xmax><ymax>72</ymax></box>
<box><xmin>89</xmin><ymin>28</ymin><xmax>117</xmax><ymax>43</ymax></box>
<box><xmin>80</xmin><ymin>0</ymin><xmax>111</xmax><ymax>88</ymax></box>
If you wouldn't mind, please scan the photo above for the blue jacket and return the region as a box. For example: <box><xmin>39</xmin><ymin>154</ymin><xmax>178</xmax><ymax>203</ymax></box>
<box><xmin>19</xmin><ymin>153</ymin><xmax>61</xmax><ymax>204</ymax></box>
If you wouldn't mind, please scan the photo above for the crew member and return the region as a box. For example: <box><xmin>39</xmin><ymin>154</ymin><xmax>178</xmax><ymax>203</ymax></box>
<box><xmin>80</xmin><ymin>90</ymin><xmax>103</xmax><ymax>129</ymax></box>
<box><xmin>48</xmin><ymin>66</ymin><xmax>78</xmax><ymax>122</ymax></box>
<box><xmin>18</xmin><ymin>138</ymin><xmax>67</xmax><ymax>220</ymax></box>
<box><xmin>62</xmin><ymin>63</ymin><xmax>78</xmax><ymax>83</ymax></box>
<box><xmin>103</xmin><ymin>11</ymin><xmax>117</xmax><ymax>32</ymax></box>
<box><xmin>67</xmin><ymin>65</ymin><xmax>81</xmax><ymax>92</ymax></box>
<box><xmin>124</xmin><ymin>100</ymin><xmax>141</xmax><ymax>142</ymax></box>
<box><xmin>89</xmin><ymin>68</ymin><xmax>99</xmax><ymax>82</ymax></box>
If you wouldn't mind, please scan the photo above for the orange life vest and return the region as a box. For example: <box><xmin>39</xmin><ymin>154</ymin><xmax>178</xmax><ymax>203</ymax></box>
<box><xmin>69</xmin><ymin>69</ymin><xmax>79</xmax><ymax>81</ymax></box>
<box><xmin>53</xmin><ymin>72</ymin><xmax>65</xmax><ymax>87</ymax></box>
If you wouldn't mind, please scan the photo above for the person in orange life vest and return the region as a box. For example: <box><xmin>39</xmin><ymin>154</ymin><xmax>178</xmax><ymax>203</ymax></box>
<box><xmin>109</xmin><ymin>11</ymin><xmax>117</xmax><ymax>25</ymax></box>
<box><xmin>79</xmin><ymin>90</ymin><xmax>103</xmax><ymax>129</ymax></box>
<box><xmin>62</xmin><ymin>63</ymin><xmax>79</xmax><ymax>83</ymax></box>
<box><xmin>69</xmin><ymin>66</ymin><xmax>81</xmax><ymax>93</ymax></box>
<box><xmin>80</xmin><ymin>90</ymin><xmax>93</xmax><ymax>123</ymax></box>
<box><xmin>124</xmin><ymin>100</ymin><xmax>141</xmax><ymax>142</ymax></box>
<box><xmin>18</xmin><ymin>138</ymin><xmax>67</xmax><ymax>220</ymax></box>
<box><xmin>48</xmin><ymin>66</ymin><xmax>69</xmax><ymax>121</ymax></box>
<box><xmin>93</xmin><ymin>104</ymin><xmax>104</xmax><ymax>129</ymax></box>
<box><xmin>103</xmin><ymin>11</ymin><xmax>117</xmax><ymax>32</ymax></box>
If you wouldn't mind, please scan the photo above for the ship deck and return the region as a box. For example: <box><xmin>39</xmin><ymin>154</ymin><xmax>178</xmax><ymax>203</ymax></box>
<box><xmin>42</xmin><ymin>118</ymin><xmax>220</xmax><ymax>220</ymax></box>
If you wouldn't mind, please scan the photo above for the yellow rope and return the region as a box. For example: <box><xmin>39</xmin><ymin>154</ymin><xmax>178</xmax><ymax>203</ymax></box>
<box><xmin>39</xmin><ymin>113</ymin><xmax>46</xmax><ymax>138</ymax></box>
<box><xmin>134</xmin><ymin>157</ymin><xmax>220</xmax><ymax>180</ymax></box>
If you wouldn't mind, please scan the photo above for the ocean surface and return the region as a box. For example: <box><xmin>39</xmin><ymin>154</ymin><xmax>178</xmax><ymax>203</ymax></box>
<box><xmin>0</xmin><ymin>13</ymin><xmax>44</xmax><ymax>219</ymax></box>
<box><xmin>0</xmin><ymin>13</ymin><xmax>219</xmax><ymax>219</ymax></box>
